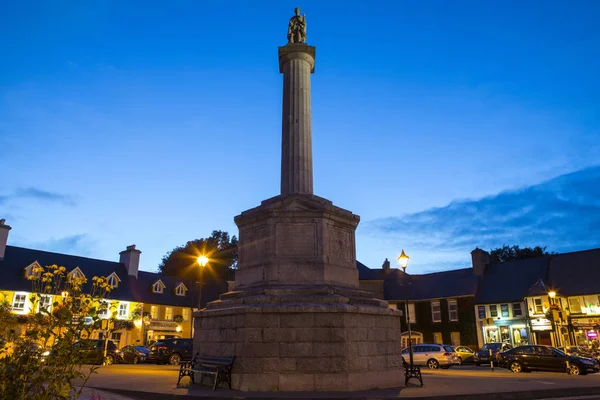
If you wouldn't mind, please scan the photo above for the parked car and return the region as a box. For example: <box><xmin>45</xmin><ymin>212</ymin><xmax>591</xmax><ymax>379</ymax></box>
<box><xmin>497</xmin><ymin>345</ymin><xmax>599</xmax><ymax>375</ymax></box>
<box><xmin>73</xmin><ymin>339</ymin><xmax>123</xmax><ymax>365</ymax></box>
<box><xmin>558</xmin><ymin>346</ymin><xmax>600</xmax><ymax>364</ymax></box>
<box><xmin>474</xmin><ymin>342</ymin><xmax>513</xmax><ymax>366</ymax></box>
<box><xmin>147</xmin><ymin>338</ymin><xmax>193</xmax><ymax>365</ymax></box>
<box><xmin>401</xmin><ymin>344</ymin><xmax>461</xmax><ymax>369</ymax></box>
<box><xmin>120</xmin><ymin>345</ymin><xmax>150</xmax><ymax>364</ymax></box>
<box><xmin>453</xmin><ymin>346</ymin><xmax>476</xmax><ymax>364</ymax></box>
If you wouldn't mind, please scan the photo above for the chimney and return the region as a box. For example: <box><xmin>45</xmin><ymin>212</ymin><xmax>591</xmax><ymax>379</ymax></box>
<box><xmin>382</xmin><ymin>258</ymin><xmax>391</xmax><ymax>270</ymax></box>
<box><xmin>0</xmin><ymin>219</ymin><xmax>11</xmax><ymax>260</ymax></box>
<box><xmin>471</xmin><ymin>247</ymin><xmax>490</xmax><ymax>277</ymax></box>
<box><xmin>119</xmin><ymin>244</ymin><xmax>141</xmax><ymax>278</ymax></box>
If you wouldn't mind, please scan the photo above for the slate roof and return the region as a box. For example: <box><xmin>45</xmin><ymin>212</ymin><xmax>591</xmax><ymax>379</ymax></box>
<box><xmin>474</xmin><ymin>256</ymin><xmax>549</xmax><ymax>304</ymax></box>
<box><xmin>356</xmin><ymin>261</ymin><xmax>392</xmax><ymax>280</ymax></box>
<box><xmin>382</xmin><ymin>267</ymin><xmax>478</xmax><ymax>301</ymax></box>
<box><xmin>547</xmin><ymin>248</ymin><xmax>600</xmax><ymax>296</ymax></box>
<box><xmin>0</xmin><ymin>245</ymin><xmax>211</xmax><ymax>308</ymax></box>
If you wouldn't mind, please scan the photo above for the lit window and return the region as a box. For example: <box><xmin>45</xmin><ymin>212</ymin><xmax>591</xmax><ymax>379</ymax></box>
<box><xmin>98</xmin><ymin>301</ymin><xmax>109</xmax><ymax>319</ymax></box>
<box><xmin>182</xmin><ymin>308</ymin><xmax>190</xmax><ymax>321</ymax></box>
<box><xmin>512</xmin><ymin>303</ymin><xmax>523</xmax><ymax>317</ymax></box>
<box><xmin>448</xmin><ymin>299</ymin><xmax>459</xmax><ymax>321</ymax></box>
<box><xmin>12</xmin><ymin>293</ymin><xmax>28</xmax><ymax>311</ymax></box>
<box><xmin>152</xmin><ymin>280</ymin><xmax>165</xmax><ymax>294</ymax></box>
<box><xmin>165</xmin><ymin>307</ymin><xmax>173</xmax><ymax>320</ymax></box>
<box><xmin>500</xmin><ymin>304</ymin><xmax>509</xmax><ymax>318</ymax></box>
<box><xmin>404</xmin><ymin>303</ymin><xmax>416</xmax><ymax>324</ymax></box>
<box><xmin>568</xmin><ymin>297</ymin><xmax>582</xmax><ymax>313</ymax></box>
<box><xmin>534</xmin><ymin>298</ymin><xmax>544</xmax><ymax>314</ymax></box>
<box><xmin>489</xmin><ymin>304</ymin><xmax>498</xmax><ymax>318</ymax></box>
<box><xmin>38</xmin><ymin>295</ymin><xmax>52</xmax><ymax>313</ymax></box>
<box><xmin>118</xmin><ymin>302</ymin><xmax>129</xmax><ymax>318</ymax></box>
<box><xmin>451</xmin><ymin>332</ymin><xmax>460</xmax><ymax>346</ymax></box>
<box><xmin>431</xmin><ymin>301</ymin><xmax>442</xmax><ymax>322</ymax></box>
<box><xmin>433</xmin><ymin>332</ymin><xmax>442</xmax><ymax>344</ymax></box>
<box><xmin>150</xmin><ymin>305</ymin><xmax>158</xmax><ymax>319</ymax></box>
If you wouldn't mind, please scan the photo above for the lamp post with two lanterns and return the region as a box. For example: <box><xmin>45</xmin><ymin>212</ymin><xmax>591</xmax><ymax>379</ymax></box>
<box><xmin>197</xmin><ymin>255</ymin><xmax>209</xmax><ymax>311</ymax></box>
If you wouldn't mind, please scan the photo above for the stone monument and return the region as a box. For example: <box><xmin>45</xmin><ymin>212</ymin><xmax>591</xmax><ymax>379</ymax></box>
<box><xmin>193</xmin><ymin>8</ymin><xmax>403</xmax><ymax>391</ymax></box>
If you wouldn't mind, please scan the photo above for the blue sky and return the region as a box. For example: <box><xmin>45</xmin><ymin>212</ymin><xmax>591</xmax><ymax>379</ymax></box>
<box><xmin>1</xmin><ymin>1</ymin><xmax>599</xmax><ymax>274</ymax></box>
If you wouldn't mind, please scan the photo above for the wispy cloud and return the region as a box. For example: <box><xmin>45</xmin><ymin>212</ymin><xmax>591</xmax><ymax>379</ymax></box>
<box><xmin>0</xmin><ymin>188</ymin><xmax>76</xmax><ymax>206</ymax></box>
<box><xmin>364</xmin><ymin>165</ymin><xmax>600</xmax><ymax>272</ymax></box>
<box><xmin>30</xmin><ymin>234</ymin><xmax>94</xmax><ymax>257</ymax></box>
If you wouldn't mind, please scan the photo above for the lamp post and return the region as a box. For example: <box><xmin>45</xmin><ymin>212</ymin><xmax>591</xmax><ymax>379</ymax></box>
<box><xmin>398</xmin><ymin>249</ymin><xmax>422</xmax><ymax>386</ymax></box>
<box><xmin>197</xmin><ymin>255</ymin><xmax>209</xmax><ymax>311</ymax></box>
<box><xmin>548</xmin><ymin>290</ymin><xmax>570</xmax><ymax>374</ymax></box>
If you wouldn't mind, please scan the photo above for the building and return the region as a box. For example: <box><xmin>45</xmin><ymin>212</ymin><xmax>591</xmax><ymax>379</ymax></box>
<box><xmin>358</xmin><ymin>258</ymin><xmax>479</xmax><ymax>349</ymax></box>
<box><xmin>0</xmin><ymin>219</ymin><xmax>224</xmax><ymax>347</ymax></box>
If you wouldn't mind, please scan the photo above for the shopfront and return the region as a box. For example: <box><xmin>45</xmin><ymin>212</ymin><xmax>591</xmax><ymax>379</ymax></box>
<box><xmin>483</xmin><ymin>320</ymin><xmax>531</xmax><ymax>346</ymax></box>
<box><xmin>571</xmin><ymin>317</ymin><xmax>600</xmax><ymax>349</ymax></box>
<box><xmin>145</xmin><ymin>321</ymin><xmax>183</xmax><ymax>345</ymax></box>
<box><xmin>530</xmin><ymin>317</ymin><xmax>553</xmax><ymax>346</ymax></box>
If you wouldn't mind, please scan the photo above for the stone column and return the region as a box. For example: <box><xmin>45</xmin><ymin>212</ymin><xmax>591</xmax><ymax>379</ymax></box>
<box><xmin>279</xmin><ymin>43</ymin><xmax>316</xmax><ymax>196</ymax></box>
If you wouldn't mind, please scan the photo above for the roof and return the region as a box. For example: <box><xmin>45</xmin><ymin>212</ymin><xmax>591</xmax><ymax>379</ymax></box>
<box><xmin>382</xmin><ymin>267</ymin><xmax>478</xmax><ymax>301</ymax></box>
<box><xmin>547</xmin><ymin>248</ymin><xmax>600</xmax><ymax>296</ymax></box>
<box><xmin>475</xmin><ymin>256</ymin><xmax>549</xmax><ymax>304</ymax></box>
<box><xmin>357</xmin><ymin>261</ymin><xmax>392</xmax><ymax>280</ymax></box>
<box><xmin>0</xmin><ymin>245</ymin><xmax>226</xmax><ymax>308</ymax></box>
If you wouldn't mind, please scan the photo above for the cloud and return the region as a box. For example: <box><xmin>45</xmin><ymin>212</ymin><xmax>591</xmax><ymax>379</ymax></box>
<box><xmin>0</xmin><ymin>188</ymin><xmax>76</xmax><ymax>206</ymax></box>
<box><xmin>31</xmin><ymin>234</ymin><xmax>94</xmax><ymax>257</ymax></box>
<box><xmin>364</xmin><ymin>165</ymin><xmax>600</xmax><ymax>272</ymax></box>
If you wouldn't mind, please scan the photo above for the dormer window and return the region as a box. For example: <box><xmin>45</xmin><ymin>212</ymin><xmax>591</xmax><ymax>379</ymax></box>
<box><xmin>24</xmin><ymin>261</ymin><xmax>42</xmax><ymax>279</ymax></box>
<box><xmin>152</xmin><ymin>280</ymin><xmax>166</xmax><ymax>294</ymax></box>
<box><xmin>68</xmin><ymin>267</ymin><xmax>86</xmax><ymax>282</ymax></box>
<box><xmin>106</xmin><ymin>272</ymin><xmax>120</xmax><ymax>288</ymax></box>
<box><xmin>174</xmin><ymin>283</ymin><xmax>187</xmax><ymax>296</ymax></box>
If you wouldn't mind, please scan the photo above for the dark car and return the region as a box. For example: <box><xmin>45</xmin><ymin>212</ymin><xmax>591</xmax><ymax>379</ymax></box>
<box><xmin>474</xmin><ymin>342</ymin><xmax>512</xmax><ymax>366</ymax></box>
<box><xmin>147</xmin><ymin>338</ymin><xmax>193</xmax><ymax>365</ymax></box>
<box><xmin>498</xmin><ymin>345</ymin><xmax>598</xmax><ymax>375</ymax></box>
<box><xmin>73</xmin><ymin>339</ymin><xmax>123</xmax><ymax>365</ymax></box>
<box><xmin>559</xmin><ymin>346</ymin><xmax>600</xmax><ymax>364</ymax></box>
<box><xmin>120</xmin><ymin>345</ymin><xmax>150</xmax><ymax>364</ymax></box>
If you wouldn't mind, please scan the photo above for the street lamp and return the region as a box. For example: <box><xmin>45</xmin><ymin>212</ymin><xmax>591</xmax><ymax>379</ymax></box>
<box><xmin>548</xmin><ymin>289</ymin><xmax>570</xmax><ymax>373</ymax></box>
<box><xmin>197</xmin><ymin>255</ymin><xmax>209</xmax><ymax>310</ymax></box>
<box><xmin>398</xmin><ymin>249</ymin><xmax>422</xmax><ymax>386</ymax></box>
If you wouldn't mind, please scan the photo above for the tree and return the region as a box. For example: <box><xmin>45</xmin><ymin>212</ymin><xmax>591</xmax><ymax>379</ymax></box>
<box><xmin>157</xmin><ymin>230</ymin><xmax>238</xmax><ymax>282</ymax></box>
<box><xmin>489</xmin><ymin>245</ymin><xmax>554</xmax><ymax>264</ymax></box>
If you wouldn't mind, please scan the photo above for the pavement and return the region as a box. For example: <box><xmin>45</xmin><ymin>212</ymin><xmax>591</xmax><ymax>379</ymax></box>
<box><xmin>79</xmin><ymin>364</ymin><xmax>600</xmax><ymax>400</ymax></box>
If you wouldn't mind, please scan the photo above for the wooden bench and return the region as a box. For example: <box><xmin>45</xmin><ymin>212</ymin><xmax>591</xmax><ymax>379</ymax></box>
<box><xmin>177</xmin><ymin>354</ymin><xmax>236</xmax><ymax>390</ymax></box>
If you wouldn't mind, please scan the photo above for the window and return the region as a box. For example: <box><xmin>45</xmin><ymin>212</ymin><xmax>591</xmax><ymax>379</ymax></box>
<box><xmin>451</xmin><ymin>332</ymin><xmax>460</xmax><ymax>346</ymax></box>
<box><xmin>489</xmin><ymin>304</ymin><xmax>498</xmax><ymax>318</ymax></box>
<box><xmin>38</xmin><ymin>295</ymin><xmax>52</xmax><ymax>312</ymax></box>
<box><xmin>182</xmin><ymin>308</ymin><xmax>190</xmax><ymax>322</ymax></box>
<box><xmin>534</xmin><ymin>298</ymin><xmax>544</xmax><ymax>314</ymax></box>
<box><xmin>152</xmin><ymin>280</ymin><xmax>165</xmax><ymax>294</ymax></box>
<box><xmin>433</xmin><ymin>332</ymin><xmax>442</xmax><ymax>344</ymax></box>
<box><xmin>175</xmin><ymin>284</ymin><xmax>186</xmax><ymax>296</ymax></box>
<box><xmin>111</xmin><ymin>332</ymin><xmax>122</xmax><ymax>347</ymax></box>
<box><xmin>68</xmin><ymin>267</ymin><xmax>85</xmax><ymax>282</ymax></box>
<box><xmin>118</xmin><ymin>302</ymin><xmax>129</xmax><ymax>318</ymax></box>
<box><xmin>404</xmin><ymin>303</ymin><xmax>416</xmax><ymax>324</ymax></box>
<box><xmin>165</xmin><ymin>307</ymin><xmax>173</xmax><ymax>320</ymax></box>
<box><xmin>25</xmin><ymin>262</ymin><xmax>41</xmax><ymax>279</ymax></box>
<box><xmin>568</xmin><ymin>297</ymin><xmax>582</xmax><ymax>313</ymax></box>
<box><xmin>448</xmin><ymin>299</ymin><xmax>459</xmax><ymax>321</ymax></box>
<box><xmin>512</xmin><ymin>303</ymin><xmax>523</xmax><ymax>317</ymax></box>
<box><xmin>106</xmin><ymin>273</ymin><xmax>119</xmax><ymax>288</ymax></box>
<box><xmin>98</xmin><ymin>301</ymin><xmax>109</xmax><ymax>319</ymax></box>
<box><xmin>150</xmin><ymin>305</ymin><xmax>158</xmax><ymax>319</ymax></box>
<box><xmin>431</xmin><ymin>301</ymin><xmax>442</xmax><ymax>322</ymax></box>
<box><xmin>500</xmin><ymin>304</ymin><xmax>509</xmax><ymax>318</ymax></box>
<box><xmin>12</xmin><ymin>293</ymin><xmax>27</xmax><ymax>311</ymax></box>
<box><xmin>478</xmin><ymin>305</ymin><xmax>486</xmax><ymax>319</ymax></box>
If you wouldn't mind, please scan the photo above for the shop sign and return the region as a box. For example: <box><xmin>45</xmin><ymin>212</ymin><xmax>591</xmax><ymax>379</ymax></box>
<box><xmin>587</xmin><ymin>331</ymin><xmax>599</xmax><ymax>339</ymax></box>
<box><xmin>572</xmin><ymin>317</ymin><xmax>600</xmax><ymax>326</ymax></box>
<box><xmin>147</xmin><ymin>321</ymin><xmax>178</xmax><ymax>331</ymax></box>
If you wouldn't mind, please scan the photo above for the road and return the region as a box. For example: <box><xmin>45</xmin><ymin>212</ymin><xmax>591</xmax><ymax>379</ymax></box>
<box><xmin>82</xmin><ymin>363</ymin><xmax>600</xmax><ymax>399</ymax></box>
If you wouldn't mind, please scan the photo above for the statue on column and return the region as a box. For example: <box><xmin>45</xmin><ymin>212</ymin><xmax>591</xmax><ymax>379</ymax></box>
<box><xmin>287</xmin><ymin>7</ymin><xmax>306</xmax><ymax>44</ymax></box>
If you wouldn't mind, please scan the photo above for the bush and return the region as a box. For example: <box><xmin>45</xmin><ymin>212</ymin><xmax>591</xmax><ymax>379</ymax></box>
<box><xmin>0</xmin><ymin>265</ymin><xmax>112</xmax><ymax>400</ymax></box>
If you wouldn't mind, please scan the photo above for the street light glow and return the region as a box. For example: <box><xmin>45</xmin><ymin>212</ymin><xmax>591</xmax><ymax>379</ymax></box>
<box><xmin>548</xmin><ymin>291</ymin><xmax>556</xmax><ymax>299</ymax></box>
<box><xmin>397</xmin><ymin>249</ymin><xmax>409</xmax><ymax>270</ymax></box>
<box><xmin>197</xmin><ymin>255</ymin><xmax>209</xmax><ymax>267</ymax></box>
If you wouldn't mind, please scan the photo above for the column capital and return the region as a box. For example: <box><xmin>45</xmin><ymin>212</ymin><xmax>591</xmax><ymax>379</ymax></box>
<box><xmin>278</xmin><ymin>43</ymin><xmax>316</xmax><ymax>73</ymax></box>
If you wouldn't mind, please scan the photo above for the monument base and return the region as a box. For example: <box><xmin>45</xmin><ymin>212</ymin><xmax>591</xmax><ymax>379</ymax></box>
<box><xmin>194</xmin><ymin>286</ymin><xmax>403</xmax><ymax>392</ymax></box>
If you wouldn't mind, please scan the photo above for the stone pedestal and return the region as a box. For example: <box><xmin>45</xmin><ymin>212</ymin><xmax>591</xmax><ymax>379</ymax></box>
<box><xmin>234</xmin><ymin>194</ymin><xmax>359</xmax><ymax>289</ymax></box>
<box><xmin>194</xmin><ymin>287</ymin><xmax>403</xmax><ymax>391</ymax></box>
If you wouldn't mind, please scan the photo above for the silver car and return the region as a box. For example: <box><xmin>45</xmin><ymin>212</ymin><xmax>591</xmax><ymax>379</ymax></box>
<box><xmin>402</xmin><ymin>344</ymin><xmax>462</xmax><ymax>369</ymax></box>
